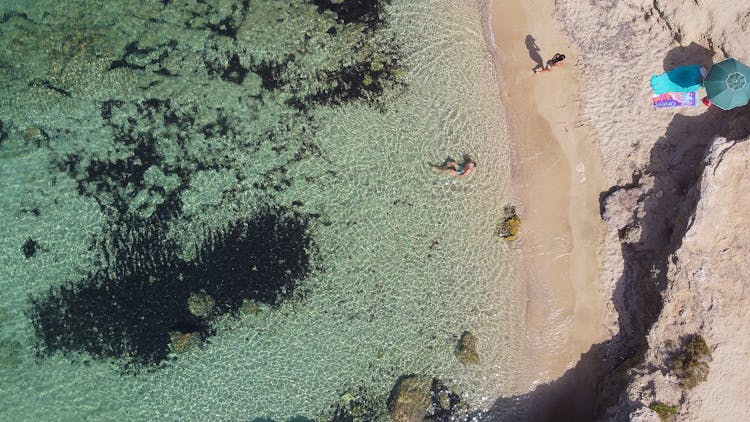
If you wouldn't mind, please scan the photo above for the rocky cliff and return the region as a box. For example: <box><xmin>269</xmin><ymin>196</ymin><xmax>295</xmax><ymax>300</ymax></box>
<box><xmin>609</xmin><ymin>137</ymin><xmax>750</xmax><ymax>420</ymax></box>
<box><xmin>552</xmin><ymin>0</ymin><xmax>750</xmax><ymax>420</ymax></box>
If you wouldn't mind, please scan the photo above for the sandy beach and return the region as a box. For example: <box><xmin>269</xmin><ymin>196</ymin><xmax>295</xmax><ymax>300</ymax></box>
<box><xmin>485</xmin><ymin>0</ymin><xmax>750</xmax><ymax>419</ymax></box>
<box><xmin>489</xmin><ymin>0</ymin><xmax>608</xmax><ymax>389</ymax></box>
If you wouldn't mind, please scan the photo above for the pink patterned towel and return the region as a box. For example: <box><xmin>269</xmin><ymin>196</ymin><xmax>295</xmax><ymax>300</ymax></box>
<box><xmin>652</xmin><ymin>91</ymin><xmax>698</xmax><ymax>108</ymax></box>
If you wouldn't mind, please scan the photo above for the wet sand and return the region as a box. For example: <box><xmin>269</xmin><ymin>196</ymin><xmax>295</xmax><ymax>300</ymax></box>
<box><xmin>489</xmin><ymin>0</ymin><xmax>609</xmax><ymax>389</ymax></box>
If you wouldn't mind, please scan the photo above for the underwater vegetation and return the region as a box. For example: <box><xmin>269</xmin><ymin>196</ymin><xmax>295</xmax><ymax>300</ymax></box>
<box><xmin>1</xmin><ymin>0</ymin><xmax>407</xmax><ymax>371</ymax></box>
<box><xmin>326</xmin><ymin>386</ymin><xmax>385</xmax><ymax>421</ymax></box>
<box><xmin>21</xmin><ymin>238</ymin><xmax>39</xmax><ymax>258</ymax></box>
<box><xmin>30</xmin><ymin>209</ymin><xmax>314</xmax><ymax>369</ymax></box>
<box><xmin>0</xmin><ymin>120</ymin><xmax>7</xmax><ymax>145</ymax></box>
<box><xmin>312</xmin><ymin>0</ymin><xmax>391</xmax><ymax>28</ymax></box>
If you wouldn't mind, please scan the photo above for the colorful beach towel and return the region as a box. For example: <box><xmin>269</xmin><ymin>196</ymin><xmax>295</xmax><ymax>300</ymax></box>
<box><xmin>652</xmin><ymin>91</ymin><xmax>699</xmax><ymax>109</ymax></box>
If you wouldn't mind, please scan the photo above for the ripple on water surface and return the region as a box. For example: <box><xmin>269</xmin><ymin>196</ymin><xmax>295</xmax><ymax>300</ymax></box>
<box><xmin>0</xmin><ymin>0</ymin><xmax>520</xmax><ymax>419</ymax></box>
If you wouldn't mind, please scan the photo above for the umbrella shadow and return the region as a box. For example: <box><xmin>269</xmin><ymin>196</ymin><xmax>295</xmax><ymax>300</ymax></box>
<box><xmin>662</xmin><ymin>41</ymin><xmax>715</xmax><ymax>71</ymax></box>
<box><xmin>526</xmin><ymin>35</ymin><xmax>545</xmax><ymax>72</ymax></box>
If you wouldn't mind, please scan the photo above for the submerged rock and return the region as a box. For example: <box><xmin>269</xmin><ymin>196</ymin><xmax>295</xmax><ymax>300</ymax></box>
<box><xmin>387</xmin><ymin>375</ymin><xmax>432</xmax><ymax>422</ymax></box>
<box><xmin>496</xmin><ymin>205</ymin><xmax>521</xmax><ymax>241</ymax></box>
<box><xmin>455</xmin><ymin>330</ymin><xmax>480</xmax><ymax>365</ymax></box>
<box><xmin>168</xmin><ymin>330</ymin><xmax>201</xmax><ymax>354</ymax></box>
<box><xmin>187</xmin><ymin>290</ymin><xmax>215</xmax><ymax>317</ymax></box>
<box><xmin>327</xmin><ymin>386</ymin><xmax>382</xmax><ymax>421</ymax></box>
<box><xmin>430</xmin><ymin>379</ymin><xmax>465</xmax><ymax>419</ymax></box>
<box><xmin>240</xmin><ymin>298</ymin><xmax>261</xmax><ymax>315</ymax></box>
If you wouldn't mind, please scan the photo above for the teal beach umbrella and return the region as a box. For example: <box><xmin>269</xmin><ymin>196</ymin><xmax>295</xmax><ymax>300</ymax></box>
<box><xmin>704</xmin><ymin>58</ymin><xmax>750</xmax><ymax>110</ymax></box>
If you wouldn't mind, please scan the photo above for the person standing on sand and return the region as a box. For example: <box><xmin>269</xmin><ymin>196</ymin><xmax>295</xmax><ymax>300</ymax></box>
<box><xmin>534</xmin><ymin>53</ymin><xmax>566</xmax><ymax>73</ymax></box>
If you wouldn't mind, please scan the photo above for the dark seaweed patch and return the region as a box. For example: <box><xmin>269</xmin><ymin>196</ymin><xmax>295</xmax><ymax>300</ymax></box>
<box><xmin>29</xmin><ymin>79</ymin><xmax>71</xmax><ymax>97</ymax></box>
<box><xmin>302</xmin><ymin>50</ymin><xmax>405</xmax><ymax>109</ymax></box>
<box><xmin>262</xmin><ymin>49</ymin><xmax>405</xmax><ymax>109</ymax></box>
<box><xmin>312</xmin><ymin>0</ymin><xmax>390</xmax><ymax>28</ymax></box>
<box><xmin>21</xmin><ymin>207</ymin><xmax>42</xmax><ymax>216</ymax></box>
<box><xmin>50</xmin><ymin>94</ymin><xmax>317</xmax><ymax>288</ymax></box>
<box><xmin>304</xmin><ymin>62</ymin><xmax>371</xmax><ymax>106</ymax></box>
<box><xmin>180</xmin><ymin>0</ymin><xmax>250</xmax><ymax>38</ymax></box>
<box><xmin>22</xmin><ymin>238</ymin><xmax>38</xmax><ymax>258</ymax></box>
<box><xmin>285</xmin><ymin>97</ymin><xmax>309</xmax><ymax>112</ymax></box>
<box><xmin>109</xmin><ymin>40</ymin><xmax>178</xmax><ymax>75</ymax></box>
<box><xmin>0</xmin><ymin>11</ymin><xmax>32</xmax><ymax>24</ymax></box>
<box><xmin>251</xmin><ymin>57</ymin><xmax>292</xmax><ymax>91</ymax></box>
<box><xmin>206</xmin><ymin>16</ymin><xmax>240</xmax><ymax>39</ymax></box>
<box><xmin>0</xmin><ymin>120</ymin><xmax>7</xmax><ymax>145</ymax></box>
<box><xmin>221</xmin><ymin>53</ymin><xmax>249</xmax><ymax>84</ymax></box>
<box><xmin>56</xmin><ymin>95</ymin><xmax>313</xmax><ymax>234</ymax></box>
<box><xmin>204</xmin><ymin>53</ymin><xmax>292</xmax><ymax>89</ymax></box>
<box><xmin>29</xmin><ymin>210</ymin><xmax>314</xmax><ymax>369</ymax></box>
<box><xmin>54</xmin><ymin>98</ymin><xmax>203</xmax><ymax>221</ymax></box>
<box><xmin>99</xmin><ymin>99</ymin><xmax>123</xmax><ymax>120</ymax></box>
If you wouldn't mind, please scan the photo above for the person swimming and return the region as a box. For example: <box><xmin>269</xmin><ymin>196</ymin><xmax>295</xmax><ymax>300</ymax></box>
<box><xmin>432</xmin><ymin>158</ymin><xmax>476</xmax><ymax>177</ymax></box>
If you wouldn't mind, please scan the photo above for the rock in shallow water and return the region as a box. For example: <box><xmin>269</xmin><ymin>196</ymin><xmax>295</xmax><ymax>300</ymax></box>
<box><xmin>455</xmin><ymin>330</ymin><xmax>480</xmax><ymax>365</ymax></box>
<box><xmin>187</xmin><ymin>290</ymin><xmax>215</xmax><ymax>317</ymax></box>
<box><xmin>168</xmin><ymin>330</ymin><xmax>201</xmax><ymax>354</ymax></box>
<box><xmin>387</xmin><ymin>375</ymin><xmax>432</xmax><ymax>422</ymax></box>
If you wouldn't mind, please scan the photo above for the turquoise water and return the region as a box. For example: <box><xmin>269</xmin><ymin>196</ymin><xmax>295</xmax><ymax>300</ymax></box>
<box><xmin>0</xmin><ymin>0</ymin><xmax>520</xmax><ymax>420</ymax></box>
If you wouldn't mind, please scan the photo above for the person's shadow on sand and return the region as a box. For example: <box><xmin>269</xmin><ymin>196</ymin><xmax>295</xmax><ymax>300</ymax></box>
<box><xmin>526</xmin><ymin>35</ymin><xmax>545</xmax><ymax>73</ymax></box>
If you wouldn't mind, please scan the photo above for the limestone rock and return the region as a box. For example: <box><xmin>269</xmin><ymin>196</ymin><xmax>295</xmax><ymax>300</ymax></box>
<box><xmin>455</xmin><ymin>331</ymin><xmax>480</xmax><ymax>365</ymax></box>
<box><xmin>387</xmin><ymin>375</ymin><xmax>432</xmax><ymax>422</ymax></box>
<box><xmin>495</xmin><ymin>205</ymin><xmax>521</xmax><ymax>241</ymax></box>
<box><xmin>613</xmin><ymin>138</ymin><xmax>750</xmax><ymax>420</ymax></box>
<box><xmin>601</xmin><ymin>185</ymin><xmax>645</xmax><ymax>230</ymax></box>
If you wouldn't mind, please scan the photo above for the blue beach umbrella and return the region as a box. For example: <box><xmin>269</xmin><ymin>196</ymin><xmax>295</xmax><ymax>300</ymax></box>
<box><xmin>704</xmin><ymin>58</ymin><xmax>750</xmax><ymax>110</ymax></box>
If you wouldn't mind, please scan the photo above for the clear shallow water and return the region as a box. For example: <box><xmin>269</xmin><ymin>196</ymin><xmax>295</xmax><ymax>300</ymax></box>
<box><xmin>0</xmin><ymin>0</ymin><xmax>520</xmax><ymax>420</ymax></box>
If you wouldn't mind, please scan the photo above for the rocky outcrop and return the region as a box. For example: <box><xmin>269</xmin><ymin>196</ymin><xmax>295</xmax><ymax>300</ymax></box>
<box><xmin>550</xmin><ymin>0</ymin><xmax>750</xmax><ymax>419</ymax></box>
<box><xmin>455</xmin><ymin>331</ymin><xmax>480</xmax><ymax>365</ymax></box>
<box><xmin>387</xmin><ymin>375</ymin><xmax>432</xmax><ymax>422</ymax></box>
<box><xmin>612</xmin><ymin>138</ymin><xmax>750</xmax><ymax>421</ymax></box>
<box><xmin>387</xmin><ymin>375</ymin><xmax>467</xmax><ymax>421</ymax></box>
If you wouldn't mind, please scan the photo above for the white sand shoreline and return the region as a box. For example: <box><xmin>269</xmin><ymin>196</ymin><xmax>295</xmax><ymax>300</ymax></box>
<box><xmin>486</xmin><ymin>0</ymin><xmax>609</xmax><ymax>392</ymax></box>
